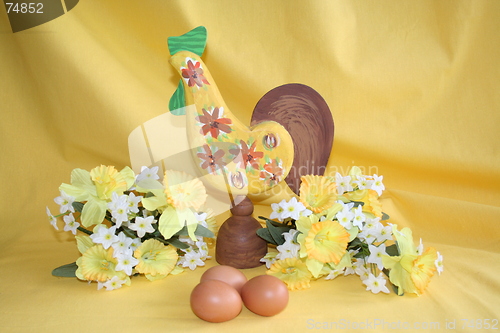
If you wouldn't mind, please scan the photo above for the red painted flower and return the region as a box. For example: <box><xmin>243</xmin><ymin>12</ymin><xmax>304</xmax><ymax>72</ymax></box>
<box><xmin>197</xmin><ymin>144</ymin><xmax>226</xmax><ymax>174</ymax></box>
<box><xmin>196</xmin><ymin>107</ymin><xmax>232</xmax><ymax>139</ymax></box>
<box><xmin>260</xmin><ymin>159</ymin><xmax>284</xmax><ymax>186</ymax></box>
<box><xmin>181</xmin><ymin>59</ymin><xmax>209</xmax><ymax>87</ymax></box>
<box><xmin>229</xmin><ymin>140</ymin><xmax>263</xmax><ymax>170</ymax></box>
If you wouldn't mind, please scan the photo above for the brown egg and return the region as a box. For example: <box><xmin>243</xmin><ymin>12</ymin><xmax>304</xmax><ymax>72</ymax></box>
<box><xmin>241</xmin><ymin>275</ymin><xmax>289</xmax><ymax>316</ymax></box>
<box><xmin>190</xmin><ymin>280</ymin><xmax>242</xmax><ymax>323</ymax></box>
<box><xmin>200</xmin><ymin>265</ymin><xmax>248</xmax><ymax>293</ymax></box>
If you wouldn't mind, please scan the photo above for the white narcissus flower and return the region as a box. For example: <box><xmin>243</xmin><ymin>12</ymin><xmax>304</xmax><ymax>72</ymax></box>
<box><xmin>101</xmin><ymin>276</ymin><xmax>128</xmax><ymax>291</ymax></box>
<box><xmin>90</xmin><ymin>225</ymin><xmax>119</xmax><ymax>249</ymax></box>
<box><xmin>335</xmin><ymin>173</ymin><xmax>353</xmax><ymax>195</ymax></box>
<box><xmin>324</xmin><ymin>268</ymin><xmax>344</xmax><ymax>280</ymax></box>
<box><xmin>111</xmin><ymin>232</ymin><xmax>134</xmax><ymax>256</ymax></box>
<box><xmin>276</xmin><ymin>240</ymin><xmax>300</xmax><ymax>260</ymax></box>
<box><xmin>63</xmin><ymin>213</ymin><xmax>80</xmax><ymax>235</ymax></box>
<box><xmin>355</xmin><ymin>176</ymin><xmax>373</xmax><ymax>190</ymax></box>
<box><xmin>371</xmin><ymin>174</ymin><xmax>385</xmax><ymax>196</ymax></box>
<box><xmin>270</xmin><ymin>200</ymin><xmax>286</xmax><ymax>221</ymax></box>
<box><xmin>363</xmin><ymin>273</ymin><xmax>390</xmax><ymax>294</ymax></box>
<box><xmin>107</xmin><ymin>192</ymin><xmax>129</xmax><ymax>228</ymax></box>
<box><xmin>114</xmin><ymin>250</ymin><xmax>139</xmax><ymax>276</ymax></box>
<box><xmin>182</xmin><ymin>251</ymin><xmax>205</xmax><ymax>270</ymax></box>
<box><xmin>136</xmin><ymin>166</ymin><xmax>160</xmax><ymax>182</ymax></box>
<box><xmin>435</xmin><ymin>251</ymin><xmax>444</xmax><ymax>275</ymax></box>
<box><xmin>127</xmin><ymin>192</ymin><xmax>142</xmax><ymax>214</ymax></box>
<box><xmin>367</xmin><ymin>243</ymin><xmax>387</xmax><ymax>271</ymax></box>
<box><xmin>416</xmin><ymin>238</ymin><xmax>424</xmax><ymax>255</ymax></box>
<box><xmin>336</xmin><ymin>205</ymin><xmax>354</xmax><ymax>229</ymax></box>
<box><xmin>46</xmin><ymin>206</ymin><xmax>58</xmax><ymax>231</ymax></box>
<box><xmin>54</xmin><ymin>191</ymin><xmax>75</xmax><ymax>214</ymax></box>
<box><xmin>352</xmin><ymin>205</ymin><xmax>366</xmax><ymax>229</ymax></box>
<box><xmin>377</xmin><ymin>225</ymin><xmax>393</xmax><ymax>243</ymax></box>
<box><xmin>129</xmin><ymin>216</ymin><xmax>156</xmax><ymax>238</ymax></box>
<box><xmin>129</xmin><ymin>237</ymin><xmax>142</xmax><ymax>251</ymax></box>
<box><xmin>280</xmin><ymin>197</ymin><xmax>308</xmax><ymax>220</ymax></box>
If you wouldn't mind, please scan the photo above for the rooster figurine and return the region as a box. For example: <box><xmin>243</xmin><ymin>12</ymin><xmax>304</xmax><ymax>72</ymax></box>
<box><xmin>166</xmin><ymin>26</ymin><xmax>333</xmax><ymax>200</ymax></box>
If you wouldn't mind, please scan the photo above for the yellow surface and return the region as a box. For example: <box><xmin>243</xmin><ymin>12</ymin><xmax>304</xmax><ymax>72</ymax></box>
<box><xmin>1</xmin><ymin>1</ymin><xmax>499</xmax><ymax>332</ymax></box>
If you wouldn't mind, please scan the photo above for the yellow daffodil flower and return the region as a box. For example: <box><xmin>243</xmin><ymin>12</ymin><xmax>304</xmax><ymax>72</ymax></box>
<box><xmin>343</xmin><ymin>189</ymin><xmax>382</xmax><ymax>218</ymax></box>
<box><xmin>382</xmin><ymin>225</ymin><xmax>437</xmax><ymax>295</ymax></box>
<box><xmin>304</xmin><ymin>220</ymin><xmax>350</xmax><ymax>264</ymax></box>
<box><xmin>163</xmin><ymin>170</ymin><xmax>207</xmax><ymax>211</ymax></box>
<box><xmin>134</xmin><ymin>239</ymin><xmax>178</xmax><ymax>280</ymax></box>
<box><xmin>76</xmin><ymin>244</ymin><xmax>128</xmax><ymax>282</ymax></box>
<box><xmin>267</xmin><ymin>257</ymin><xmax>312</xmax><ymax>291</ymax></box>
<box><xmin>299</xmin><ymin>175</ymin><xmax>337</xmax><ymax>213</ymax></box>
<box><xmin>59</xmin><ymin>165</ymin><xmax>135</xmax><ymax>227</ymax></box>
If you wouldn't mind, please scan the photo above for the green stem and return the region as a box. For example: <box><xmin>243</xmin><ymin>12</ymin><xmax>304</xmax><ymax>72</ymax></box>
<box><xmin>77</xmin><ymin>226</ymin><xmax>92</xmax><ymax>235</ymax></box>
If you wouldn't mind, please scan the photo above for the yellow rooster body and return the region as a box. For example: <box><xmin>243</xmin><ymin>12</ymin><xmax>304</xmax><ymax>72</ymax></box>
<box><xmin>169</xmin><ymin>50</ymin><xmax>295</xmax><ymax>196</ymax></box>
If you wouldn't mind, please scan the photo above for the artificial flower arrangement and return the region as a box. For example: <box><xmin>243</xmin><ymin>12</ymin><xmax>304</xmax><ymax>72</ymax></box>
<box><xmin>257</xmin><ymin>166</ymin><xmax>444</xmax><ymax>296</ymax></box>
<box><xmin>47</xmin><ymin>165</ymin><xmax>216</xmax><ymax>290</ymax></box>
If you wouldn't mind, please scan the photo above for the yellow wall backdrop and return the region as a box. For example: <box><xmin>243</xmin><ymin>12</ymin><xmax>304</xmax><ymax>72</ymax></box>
<box><xmin>1</xmin><ymin>1</ymin><xmax>499</xmax><ymax>331</ymax></box>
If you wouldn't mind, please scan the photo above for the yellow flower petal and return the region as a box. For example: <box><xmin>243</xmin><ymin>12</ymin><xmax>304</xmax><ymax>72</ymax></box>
<box><xmin>411</xmin><ymin>247</ymin><xmax>438</xmax><ymax>295</ymax></box>
<box><xmin>267</xmin><ymin>257</ymin><xmax>312</xmax><ymax>291</ymax></box>
<box><xmin>78</xmin><ymin>245</ymin><xmax>126</xmax><ymax>282</ymax></box>
<box><xmin>89</xmin><ymin>165</ymin><xmax>134</xmax><ymax>200</ymax></box>
<box><xmin>134</xmin><ymin>239</ymin><xmax>178</xmax><ymax>277</ymax></box>
<box><xmin>299</xmin><ymin>175</ymin><xmax>337</xmax><ymax>213</ymax></box>
<box><xmin>163</xmin><ymin>170</ymin><xmax>207</xmax><ymax>211</ymax></box>
<box><xmin>304</xmin><ymin>220</ymin><xmax>350</xmax><ymax>264</ymax></box>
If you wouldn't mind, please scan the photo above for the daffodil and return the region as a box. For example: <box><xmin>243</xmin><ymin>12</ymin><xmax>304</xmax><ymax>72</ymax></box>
<box><xmin>267</xmin><ymin>257</ymin><xmax>312</xmax><ymax>291</ymax></box>
<box><xmin>299</xmin><ymin>175</ymin><xmax>337</xmax><ymax>213</ymax></box>
<box><xmin>343</xmin><ymin>189</ymin><xmax>382</xmax><ymax>218</ymax></box>
<box><xmin>76</xmin><ymin>244</ymin><xmax>127</xmax><ymax>282</ymax></box>
<box><xmin>59</xmin><ymin>165</ymin><xmax>135</xmax><ymax>227</ymax></box>
<box><xmin>163</xmin><ymin>170</ymin><xmax>207</xmax><ymax>211</ymax></box>
<box><xmin>381</xmin><ymin>225</ymin><xmax>437</xmax><ymax>295</ymax></box>
<box><xmin>134</xmin><ymin>239</ymin><xmax>178</xmax><ymax>281</ymax></box>
<box><xmin>303</xmin><ymin>220</ymin><xmax>350</xmax><ymax>264</ymax></box>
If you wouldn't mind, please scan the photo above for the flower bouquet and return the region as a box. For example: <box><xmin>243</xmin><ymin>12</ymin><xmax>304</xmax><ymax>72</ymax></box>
<box><xmin>47</xmin><ymin>165</ymin><xmax>216</xmax><ymax>290</ymax></box>
<box><xmin>257</xmin><ymin>167</ymin><xmax>444</xmax><ymax>295</ymax></box>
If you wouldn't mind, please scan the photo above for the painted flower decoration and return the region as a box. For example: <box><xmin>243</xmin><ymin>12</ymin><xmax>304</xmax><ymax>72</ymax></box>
<box><xmin>229</xmin><ymin>139</ymin><xmax>264</xmax><ymax>170</ymax></box>
<box><xmin>260</xmin><ymin>159</ymin><xmax>284</xmax><ymax>186</ymax></box>
<box><xmin>197</xmin><ymin>144</ymin><xmax>226</xmax><ymax>174</ymax></box>
<box><xmin>299</xmin><ymin>175</ymin><xmax>337</xmax><ymax>213</ymax></box>
<box><xmin>181</xmin><ymin>59</ymin><xmax>209</xmax><ymax>87</ymax></box>
<box><xmin>196</xmin><ymin>107</ymin><xmax>232</xmax><ymax>139</ymax></box>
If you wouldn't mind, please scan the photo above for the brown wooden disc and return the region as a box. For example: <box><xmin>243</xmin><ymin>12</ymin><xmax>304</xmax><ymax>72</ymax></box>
<box><xmin>251</xmin><ymin>84</ymin><xmax>334</xmax><ymax>194</ymax></box>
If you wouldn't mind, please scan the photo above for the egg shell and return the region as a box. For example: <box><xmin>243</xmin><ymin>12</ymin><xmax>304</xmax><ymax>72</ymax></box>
<box><xmin>200</xmin><ymin>265</ymin><xmax>248</xmax><ymax>293</ymax></box>
<box><xmin>241</xmin><ymin>275</ymin><xmax>289</xmax><ymax>316</ymax></box>
<box><xmin>190</xmin><ymin>280</ymin><xmax>242</xmax><ymax>323</ymax></box>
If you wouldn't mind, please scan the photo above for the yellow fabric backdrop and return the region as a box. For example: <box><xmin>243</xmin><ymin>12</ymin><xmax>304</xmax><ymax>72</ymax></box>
<box><xmin>1</xmin><ymin>0</ymin><xmax>499</xmax><ymax>332</ymax></box>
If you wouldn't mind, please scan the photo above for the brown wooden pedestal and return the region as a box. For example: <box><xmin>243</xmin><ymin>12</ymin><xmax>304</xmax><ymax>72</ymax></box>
<box><xmin>215</xmin><ymin>196</ymin><xmax>268</xmax><ymax>269</ymax></box>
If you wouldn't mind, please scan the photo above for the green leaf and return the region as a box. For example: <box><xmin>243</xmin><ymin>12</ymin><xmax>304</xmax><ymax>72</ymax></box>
<box><xmin>351</xmin><ymin>201</ymin><xmax>365</xmax><ymax>207</ymax></box>
<box><xmin>194</xmin><ymin>224</ymin><xmax>215</xmax><ymax>238</ymax></box>
<box><xmin>256</xmin><ymin>228</ymin><xmax>277</xmax><ymax>245</ymax></box>
<box><xmin>266</xmin><ymin>220</ymin><xmax>286</xmax><ymax>245</ymax></box>
<box><xmin>166</xmin><ymin>238</ymin><xmax>190</xmax><ymax>250</ymax></box>
<box><xmin>52</xmin><ymin>262</ymin><xmax>78</xmax><ymax>277</ymax></box>
<box><xmin>385</xmin><ymin>243</ymin><xmax>400</xmax><ymax>256</ymax></box>
<box><xmin>72</xmin><ymin>202</ymin><xmax>84</xmax><ymax>213</ymax></box>
<box><xmin>167</xmin><ymin>26</ymin><xmax>207</xmax><ymax>56</ymax></box>
<box><xmin>169</xmin><ymin>80</ymin><xmax>186</xmax><ymax>115</ymax></box>
<box><xmin>381</xmin><ymin>212</ymin><xmax>390</xmax><ymax>221</ymax></box>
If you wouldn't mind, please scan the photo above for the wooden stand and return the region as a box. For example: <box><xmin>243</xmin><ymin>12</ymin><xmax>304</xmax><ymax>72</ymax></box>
<box><xmin>215</xmin><ymin>196</ymin><xmax>268</xmax><ymax>269</ymax></box>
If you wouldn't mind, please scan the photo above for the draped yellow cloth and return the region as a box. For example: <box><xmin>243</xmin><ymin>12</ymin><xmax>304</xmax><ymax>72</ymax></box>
<box><xmin>1</xmin><ymin>1</ymin><xmax>499</xmax><ymax>331</ymax></box>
